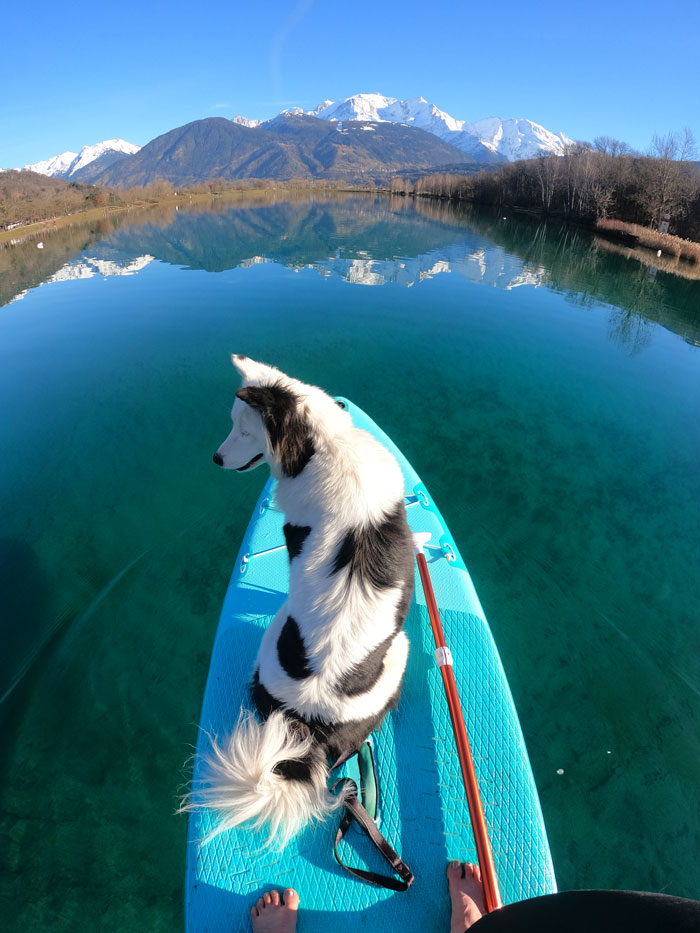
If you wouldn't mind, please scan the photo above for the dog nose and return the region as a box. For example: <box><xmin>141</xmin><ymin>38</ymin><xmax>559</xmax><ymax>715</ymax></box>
<box><xmin>213</xmin><ymin>452</ymin><xmax>224</xmax><ymax>466</ymax></box>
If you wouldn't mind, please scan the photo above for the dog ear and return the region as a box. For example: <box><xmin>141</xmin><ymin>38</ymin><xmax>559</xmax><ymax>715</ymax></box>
<box><xmin>231</xmin><ymin>354</ymin><xmax>251</xmax><ymax>377</ymax></box>
<box><xmin>235</xmin><ymin>384</ymin><xmax>314</xmax><ymax>478</ymax></box>
<box><xmin>232</xmin><ymin>355</ymin><xmax>281</xmax><ymax>385</ymax></box>
<box><xmin>235</xmin><ymin>385</ymin><xmax>268</xmax><ymax>411</ymax></box>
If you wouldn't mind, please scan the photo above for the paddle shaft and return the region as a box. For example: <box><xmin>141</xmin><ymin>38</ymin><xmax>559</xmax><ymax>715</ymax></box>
<box><xmin>415</xmin><ymin>551</ymin><xmax>503</xmax><ymax>913</ymax></box>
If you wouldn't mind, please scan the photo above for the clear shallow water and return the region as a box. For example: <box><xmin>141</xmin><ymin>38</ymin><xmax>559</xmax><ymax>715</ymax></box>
<box><xmin>1</xmin><ymin>194</ymin><xmax>699</xmax><ymax>929</ymax></box>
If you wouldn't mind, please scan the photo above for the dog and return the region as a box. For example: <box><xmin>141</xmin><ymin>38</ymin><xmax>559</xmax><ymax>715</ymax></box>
<box><xmin>192</xmin><ymin>355</ymin><xmax>414</xmax><ymax>847</ymax></box>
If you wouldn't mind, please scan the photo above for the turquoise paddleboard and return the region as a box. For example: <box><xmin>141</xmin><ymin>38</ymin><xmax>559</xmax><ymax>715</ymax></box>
<box><xmin>185</xmin><ymin>399</ymin><xmax>556</xmax><ymax>931</ymax></box>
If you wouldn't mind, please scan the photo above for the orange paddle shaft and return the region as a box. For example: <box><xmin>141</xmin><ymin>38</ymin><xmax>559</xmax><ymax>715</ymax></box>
<box><xmin>415</xmin><ymin>550</ymin><xmax>503</xmax><ymax>913</ymax></box>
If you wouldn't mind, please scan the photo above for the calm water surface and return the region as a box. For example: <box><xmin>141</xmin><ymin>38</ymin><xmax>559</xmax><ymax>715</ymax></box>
<box><xmin>1</xmin><ymin>194</ymin><xmax>699</xmax><ymax>930</ymax></box>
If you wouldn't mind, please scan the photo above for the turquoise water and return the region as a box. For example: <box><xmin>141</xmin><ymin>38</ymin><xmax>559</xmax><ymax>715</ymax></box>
<box><xmin>1</xmin><ymin>195</ymin><xmax>699</xmax><ymax>929</ymax></box>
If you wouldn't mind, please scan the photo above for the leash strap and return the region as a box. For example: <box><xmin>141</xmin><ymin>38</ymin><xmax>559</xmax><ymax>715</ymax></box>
<box><xmin>332</xmin><ymin>778</ymin><xmax>414</xmax><ymax>892</ymax></box>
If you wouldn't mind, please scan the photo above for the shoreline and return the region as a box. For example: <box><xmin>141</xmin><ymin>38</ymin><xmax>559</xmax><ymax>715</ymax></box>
<box><xmin>394</xmin><ymin>190</ymin><xmax>700</xmax><ymax>264</ymax></box>
<box><xmin>0</xmin><ymin>185</ymin><xmax>380</xmax><ymax>246</ymax></box>
<box><xmin>594</xmin><ymin>218</ymin><xmax>700</xmax><ymax>264</ymax></box>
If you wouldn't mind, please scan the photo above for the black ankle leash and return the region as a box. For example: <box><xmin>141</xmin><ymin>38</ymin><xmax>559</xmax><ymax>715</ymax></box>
<box><xmin>330</xmin><ymin>742</ymin><xmax>414</xmax><ymax>892</ymax></box>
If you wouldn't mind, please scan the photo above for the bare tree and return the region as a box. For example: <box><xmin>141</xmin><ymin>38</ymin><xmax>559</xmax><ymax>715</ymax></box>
<box><xmin>534</xmin><ymin>154</ymin><xmax>559</xmax><ymax>212</ymax></box>
<box><xmin>594</xmin><ymin>136</ymin><xmax>632</xmax><ymax>157</ymax></box>
<box><xmin>636</xmin><ymin>130</ymin><xmax>700</xmax><ymax>227</ymax></box>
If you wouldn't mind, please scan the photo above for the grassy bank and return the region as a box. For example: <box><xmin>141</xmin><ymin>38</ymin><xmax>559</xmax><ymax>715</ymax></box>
<box><xmin>596</xmin><ymin>218</ymin><xmax>700</xmax><ymax>265</ymax></box>
<box><xmin>0</xmin><ymin>184</ymin><xmax>378</xmax><ymax>247</ymax></box>
<box><xmin>0</xmin><ymin>204</ymin><xmax>132</xmax><ymax>245</ymax></box>
<box><xmin>594</xmin><ymin>234</ymin><xmax>700</xmax><ymax>282</ymax></box>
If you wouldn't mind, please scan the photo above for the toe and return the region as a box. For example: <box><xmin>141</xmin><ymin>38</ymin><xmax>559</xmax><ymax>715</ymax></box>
<box><xmin>283</xmin><ymin>888</ymin><xmax>300</xmax><ymax>910</ymax></box>
<box><xmin>256</xmin><ymin>897</ymin><xmax>265</xmax><ymax>912</ymax></box>
<box><xmin>263</xmin><ymin>892</ymin><xmax>272</xmax><ymax>906</ymax></box>
<box><xmin>250</xmin><ymin>905</ymin><xmax>258</xmax><ymax>919</ymax></box>
<box><xmin>447</xmin><ymin>860</ymin><xmax>464</xmax><ymax>885</ymax></box>
<box><xmin>270</xmin><ymin>890</ymin><xmax>280</xmax><ymax>906</ymax></box>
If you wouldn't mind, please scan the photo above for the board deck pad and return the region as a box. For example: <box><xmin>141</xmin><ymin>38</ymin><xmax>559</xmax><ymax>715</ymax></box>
<box><xmin>185</xmin><ymin>399</ymin><xmax>556</xmax><ymax>931</ymax></box>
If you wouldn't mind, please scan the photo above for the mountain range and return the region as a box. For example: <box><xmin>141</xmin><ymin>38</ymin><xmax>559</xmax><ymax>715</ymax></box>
<box><xmin>22</xmin><ymin>139</ymin><xmax>140</xmax><ymax>182</ymax></box>
<box><xmin>77</xmin><ymin>116</ymin><xmax>484</xmax><ymax>187</ymax></box>
<box><xmin>273</xmin><ymin>94</ymin><xmax>574</xmax><ymax>162</ymax></box>
<box><xmin>13</xmin><ymin>93</ymin><xmax>574</xmax><ymax>188</ymax></box>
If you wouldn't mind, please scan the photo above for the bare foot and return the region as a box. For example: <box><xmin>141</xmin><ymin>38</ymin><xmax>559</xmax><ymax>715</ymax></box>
<box><xmin>250</xmin><ymin>888</ymin><xmax>300</xmax><ymax>932</ymax></box>
<box><xmin>447</xmin><ymin>861</ymin><xmax>486</xmax><ymax>932</ymax></box>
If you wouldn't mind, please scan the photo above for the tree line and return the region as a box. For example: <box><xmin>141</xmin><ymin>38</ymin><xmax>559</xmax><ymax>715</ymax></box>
<box><xmin>390</xmin><ymin>131</ymin><xmax>700</xmax><ymax>239</ymax></box>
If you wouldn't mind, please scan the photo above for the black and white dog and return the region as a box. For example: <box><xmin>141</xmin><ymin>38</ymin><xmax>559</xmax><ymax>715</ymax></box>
<box><xmin>197</xmin><ymin>356</ymin><xmax>414</xmax><ymax>847</ymax></box>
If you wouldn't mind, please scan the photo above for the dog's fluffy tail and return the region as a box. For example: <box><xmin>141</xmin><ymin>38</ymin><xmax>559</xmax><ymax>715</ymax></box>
<box><xmin>183</xmin><ymin>710</ymin><xmax>342</xmax><ymax>849</ymax></box>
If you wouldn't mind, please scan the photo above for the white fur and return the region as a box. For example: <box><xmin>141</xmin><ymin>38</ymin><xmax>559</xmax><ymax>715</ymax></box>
<box><xmin>190</xmin><ymin>357</ymin><xmax>412</xmax><ymax>848</ymax></box>
<box><xmin>191</xmin><ymin>711</ymin><xmax>343</xmax><ymax>848</ymax></box>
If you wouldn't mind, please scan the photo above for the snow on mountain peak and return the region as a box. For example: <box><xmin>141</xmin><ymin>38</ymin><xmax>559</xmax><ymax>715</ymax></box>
<box><xmin>69</xmin><ymin>139</ymin><xmax>140</xmax><ymax>175</ymax></box>
<box><xmin>19</xmin><ymin>96</ymin><xmax>574</xmax><ymax>178</ymax></box>
<box><xmin>289</xmin><ymin>93</ymin><xmax>572</xmax><ymax>161</ymax></box>
<box><xmin>22</xmin><ymin>139</ymin><xmax>140</xmax><ymax>178</ymax></box>
<box><xmin>463</xmin><ymin>117</ymin><xmax>573</xmax><ymax>160</ymax></box>
<box><xmin>232</xmin><ymin>115</ymin><xmax>262</xmax><ymax>128</ymax></box>
<box><xmin>22</xmin><ymin>150</ymin><xmax>78</xmax><ymax>176</ymax></box>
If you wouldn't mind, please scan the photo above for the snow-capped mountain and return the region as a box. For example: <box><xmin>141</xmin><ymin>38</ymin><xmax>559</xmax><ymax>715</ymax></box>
<box><xmin>302</xmin><ymin>94</ymin><xmax>464</xmax><ymax>138</ymax></box>
<box><xmin>17</xmin><ymin>95</ymin><xmax>573</xmax><ymax>184</ymax></box>
<box><xmin>22</xmin><ymin>139</ymin><xmax>140</xmax><ymax>178</ymax></box>
<box><xmin>232</xmin><ymin>115</ymin><xmax>262</xmax><ymax>128</ymax></box>
<box><xmin>457</xmin><ymin>117</ymin><xmax>573</xmax><ymax>161</ymax></box>
<box><xmin>275</xmin><ymin>94</ymin><xmax>573</xmax><ymax>162</ymax></box>
<box><xmin>22</xmin><ymin>150</ymin><xmax>79</xmax><ymax>177</ymax></box>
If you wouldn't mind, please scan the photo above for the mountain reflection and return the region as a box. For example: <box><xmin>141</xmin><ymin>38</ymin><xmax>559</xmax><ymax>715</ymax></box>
<box><xmin>2</xmin><ymin>193</ymin><xmax>698</xmax><ymax>349</ymax></box>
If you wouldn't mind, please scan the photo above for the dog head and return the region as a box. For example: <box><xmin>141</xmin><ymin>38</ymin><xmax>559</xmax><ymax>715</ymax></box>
<box><xmin>213</xmin><ymin>355</ymin><xmax>315</xmax><ymax>479</ymax></box>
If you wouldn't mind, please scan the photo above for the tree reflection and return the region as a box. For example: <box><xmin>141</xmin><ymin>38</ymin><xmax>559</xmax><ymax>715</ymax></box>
<box><xmin>3</xmin><ymin>194</ymin><xmax>698</xmax><ymax>353</ymax></box>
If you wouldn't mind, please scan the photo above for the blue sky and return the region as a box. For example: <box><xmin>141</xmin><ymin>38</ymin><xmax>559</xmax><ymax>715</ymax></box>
<box><xmin>3</xmin><ymin>0</ymin><xmax>699</xmax><ymax>166</ymax></box>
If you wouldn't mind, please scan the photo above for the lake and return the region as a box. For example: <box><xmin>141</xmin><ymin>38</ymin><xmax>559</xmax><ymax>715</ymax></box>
<box><xmin>1</xmin><ymin>193</ymin><xmax>699</xmax><ymax>930</ymax></box>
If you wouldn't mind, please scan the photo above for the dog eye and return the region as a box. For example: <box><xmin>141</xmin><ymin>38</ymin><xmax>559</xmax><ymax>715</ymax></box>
<box><xmin>240</xmin><ymin>430</ymin><xmax>249</xmax><ymax>437</ymax></box>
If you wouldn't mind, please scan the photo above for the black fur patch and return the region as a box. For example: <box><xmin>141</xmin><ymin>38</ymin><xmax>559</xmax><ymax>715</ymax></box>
<box><xmin>250</xmin><ymin>669</ymin><xmax>284</xmax><ymax>720</ymax></box>
<box><xmin>283</xmin><ymin>523</ymin><xmax>311</xmax><ymax>561</ymax></box>
<box><xmin>277</xmin><ymin>616</ymin><xmax>312</xmax><ymax>679</ymax></box>
<box><xmin>336</xmin><ymin>633</ymin><xmax>395</xmax><ymax>696</ymax></box>
<box><xmin>394</xmin><ymin>579</ymin><xmax>414</xmax><ymax>632</ymax></box>
<box><xmin>324</xmin><ymin>685</ymin><xmax>403</xmax><ymax>767</ymax></box>
<box><xmin>248</xmin><ymin>686</ymin><xmax>316</xmax><ymax>782</ymax></box>
<box><xmin>271</xmin><ymin>720</ymin><xmax>315</xmax><ymax>782</ymax></box>
<box><xmin>331</xmin><ymin>502</ymin><xmax>414</xmax><ymax>591</ymax></box>
<box><xmin>273</xmin><ymin>757</ymin><xmax>314</xmax><ymax>782</ymax></box>
<box><xmin>236</xmin><ymin>383</ymin><xmax>315</xmax><ymax>478</ymax></box>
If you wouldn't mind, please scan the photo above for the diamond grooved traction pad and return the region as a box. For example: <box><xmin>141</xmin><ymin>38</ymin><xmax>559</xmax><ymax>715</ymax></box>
<box><xmin>185</xmin><ymin>399</ymin><xmax>556</xmax><ymax>931</ymax></box>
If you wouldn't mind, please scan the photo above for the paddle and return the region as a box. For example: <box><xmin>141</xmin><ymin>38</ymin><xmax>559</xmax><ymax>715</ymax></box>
<box><xmin>413</xmin><ymin>532</ymin><xmax>503</xmax><ymax>913</ymax></box>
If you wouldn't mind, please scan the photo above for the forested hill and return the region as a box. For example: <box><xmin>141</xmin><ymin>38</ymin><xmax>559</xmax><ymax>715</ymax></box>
<box><xmin>0</xmin><ymin>171</ymin><xmax>115</xmax><ymax>227</ymax></box>
<box><xmin>90</xmin><ymin>116</ymin><xmax>482</xmax><ymax>187</ymax></box>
